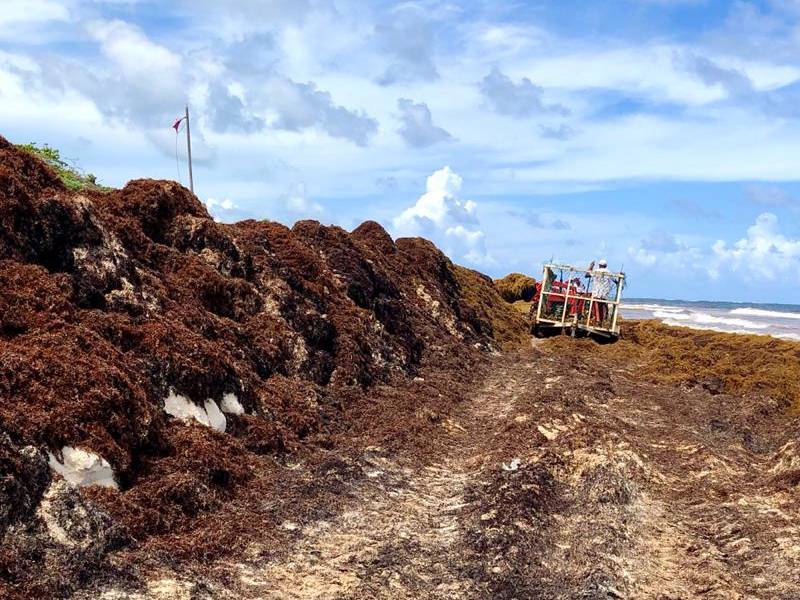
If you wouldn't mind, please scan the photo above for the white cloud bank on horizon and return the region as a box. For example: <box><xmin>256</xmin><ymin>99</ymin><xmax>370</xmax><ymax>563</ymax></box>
<box><xmin>627</xmin><ymin>211</ymin><xmax>800</xmax><ymax>285</ymax></box>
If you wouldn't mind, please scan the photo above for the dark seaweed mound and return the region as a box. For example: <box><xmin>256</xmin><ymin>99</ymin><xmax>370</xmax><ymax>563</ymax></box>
<box><xmin>0</xmin><ymin>135</ymin><xmax>525</xmax><ymax>597</ymax></box>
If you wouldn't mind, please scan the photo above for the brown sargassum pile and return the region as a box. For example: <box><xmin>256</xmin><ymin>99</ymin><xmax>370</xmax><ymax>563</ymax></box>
<box><xmin>493</xmin><ymin>272</ymin><xmax>537</xmax><ymax>304</ymax></box>
<box><xmin>0</xmin><ymin>135</ymin><xmax>527</xmax><ymax>597</ymax></box>
<box><xmin>549</xmin><ymin>320</ymin><xmax>800</xmax><ymax>412</ymax></box>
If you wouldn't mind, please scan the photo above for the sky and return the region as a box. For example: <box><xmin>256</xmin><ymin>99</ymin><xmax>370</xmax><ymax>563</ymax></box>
<box><xmin>1</xmin><ymin>0</ymin><xmax>799</xmax><ymax>303</ymax></box>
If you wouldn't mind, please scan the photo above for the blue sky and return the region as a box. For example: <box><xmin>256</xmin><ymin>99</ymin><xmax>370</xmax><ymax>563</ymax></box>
<box><xmin>1</xmin><ymin>0</ymin><xmax>799</xmax><ymax>303</ymax></box>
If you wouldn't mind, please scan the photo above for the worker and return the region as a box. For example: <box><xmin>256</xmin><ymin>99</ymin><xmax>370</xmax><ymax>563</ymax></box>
<box><xmin>569</xmin><ymin>276</ymin><xmax>588</xmax><ymax>321</ymax></box>
<box><xmin>589</xmin><ymin>259</ymin><xmax>612</xmax><ymax>322</ymax></box>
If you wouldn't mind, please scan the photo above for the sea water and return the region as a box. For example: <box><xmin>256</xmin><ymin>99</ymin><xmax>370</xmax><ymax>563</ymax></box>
<box><xmin>621</xmin><ymin>299</ymin><xmax>800</xmax><ymax>341</ymax></box>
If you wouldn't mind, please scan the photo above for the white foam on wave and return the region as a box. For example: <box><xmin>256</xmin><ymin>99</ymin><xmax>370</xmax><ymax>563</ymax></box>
<box><xmin>653</xmin><ymin>310</ymin><xmax>690</xmax><ymax>320</ymax></box>
<box><xmin>777</xmin><ymin>332</ymin><xmax>800</xmax><ymax>341</ymax></box>
<box><xmin>623</xmin><ymin>303</ymin><xmax>684</xmax><ymax>313</ymax></box>
<box><xmin>654</xmin><ymin>310</ymin><xmax>767</xmax><ymax>330</ymax></box>
<box><xmin>691</xmin><ymin>313</ymin><xmax>768</xmax><ymax>330</ymax></box>
<box><xmin>730</xmin><ymin>307</ymin><xmax>800</xmax><ymax>320</ymax></box>
<box><xmin>659</xmin><ymin>319</ymin><xmax>764</xmax><ymax>337</ymax></box>
<box><xmin>623</xmin><ymin>300</ymin><xmax>800</xmax><ymax>341</ymax></box>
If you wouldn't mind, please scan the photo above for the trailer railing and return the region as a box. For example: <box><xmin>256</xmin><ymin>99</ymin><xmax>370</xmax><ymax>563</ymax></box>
<box><xmin>534</xmin><ymin>263</ymin><xmax>625</xmax><ymax>337</ymax></box>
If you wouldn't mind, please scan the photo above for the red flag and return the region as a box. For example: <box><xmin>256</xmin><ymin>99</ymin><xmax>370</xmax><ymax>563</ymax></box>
<box><xmin>172</xmin><ymin>116</ymin><xmax>184</xmax><ymax>132</ymax></box>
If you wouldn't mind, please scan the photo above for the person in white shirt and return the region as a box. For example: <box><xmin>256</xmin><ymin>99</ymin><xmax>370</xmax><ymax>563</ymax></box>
<box><xmin>589</xmin><ymin>259</ymin><xmax>611</xmax><ymax>322</ymax></box>
<box><xmin>591</xmin><ymin>259</ymin><xmax>611</xmax><ymax>298</ymax></box>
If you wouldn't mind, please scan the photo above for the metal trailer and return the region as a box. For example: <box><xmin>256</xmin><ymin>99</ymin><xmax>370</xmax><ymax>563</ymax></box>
<box><xmin>530</xmin><ymin>263</ymin><xmax>625</xmax><ymax>341</ymax></box>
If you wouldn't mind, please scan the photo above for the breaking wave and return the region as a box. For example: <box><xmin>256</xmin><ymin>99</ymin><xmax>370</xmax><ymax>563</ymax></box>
<box><xmin>653</xmin><ymin>310</ymin><xmax>768</xmax><ymax>330</ymax></box>
<box><xmin>621</xmin><ymin>300</ymin><xmax>800</xmax><ymax>340</ymax></box>
<box><xmin>730</xmin><ymin>307</ymin><xmax>800</xmax><ymax>320</ymax></box>
<box><xmin>658</xmin><ymin>320</ymin><xmax>765</xmax><ymax>336</ymax></box>
<box><xmin>624</xmin><ymin>303</ymin><xmax>684</xmax><ymax>313</ymax></box>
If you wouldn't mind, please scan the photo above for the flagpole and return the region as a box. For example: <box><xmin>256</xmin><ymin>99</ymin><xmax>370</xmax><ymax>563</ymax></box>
<box><xmin>185</xmin><ymin>105</ymin><xmax>194</xmax><ymax>195</ymax></box>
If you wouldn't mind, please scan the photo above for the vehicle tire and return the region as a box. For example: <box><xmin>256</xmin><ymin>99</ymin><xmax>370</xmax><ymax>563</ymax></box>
<box><xmin>591</xmin><ymin>333</ymin><xmax>618</xmax><ymax>345</ymax></box>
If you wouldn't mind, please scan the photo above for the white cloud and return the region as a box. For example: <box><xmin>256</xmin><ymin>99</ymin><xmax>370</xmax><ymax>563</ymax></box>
<box><xmin>8</xmin><ymin>3</ymin><xmax>800</xmax><ymax>201</ymax></box>
<box><xmin>472</xmin><ymin>23</ymin><xmax>550</xmax><ymax>57</ymax></box>
<box><xmin>205</xmin><ymin>197</ymin><xmax>239</xmax><ymax>221</ymax></box>
<box><xmin>206</xmin><ymin>197</ymin><xmax>236</xmax><ymax>211</ymax></box>
<box><xmin>394</xmin><ymin>167</ymin><xmax>491</xmax><ymax>265</ymax></box>
<box><xmin>711</xmin><ymin>213</ymin><xmax>800</xmax><ymax>281</ymax></box>
<box><xmin>262</xmin><ymin>76</ymin><xmax>378</xmax><ymax>146</ymax></box>
<box><xmin>87</xmin><ymin>19</ymin><xmax>180</xmax><ymax>76</ymax></box>
<box><xmin>206</xmin><ymin>82</ymin><xmax>265</xmax><ymax>133</ymax></box>
<box><xmin>745</xmin><ymin>184</ymin><xmax>799</xmax><ymax>208</ymax></box>
<box><xmin>180</xmin><ymin>0</ymin><xmax>313</xmax><ymax>41</ymax></box>
<box><xmin>618</xmin><ymin>214</ymin><xmax>800</xmax><ymax>299</ymax></box>
<box><xmin>145</xmin><ymin>127</ymin><xmax>216</xmax><ymax>165</ymax></box>
<box><xmin>375</xmin><ymin>4</ymin><xmax>438</xmax><ymax>85</ymax></box>
<box><xmin>628</xmin><ymin>246</ymin><xmax>658</xmax><ymax>267</ymax></box>
<box><xmin>479</xmin><ymin>66</ymin><xmax>569</xmax><ymax>118</ymax></box>
<box><xmin>73</xmin><ymin>19</ymin><xmax>185</xmax><ymax>128</ymax></box>
<box><xmin>445</xmin><ymin>225</ymin><xmax>491</xmax><ymax>265</ymax></box>
<box><xmin>396</xmin><ymin>98</ymin><xmax>452</xmax><ymax>147</ymax></box>
<box><xmin>0</xmin><ymin>0</ymin><xmax>69</xmax><ymax>28</ymax></box>
<box><xmin>395</xmin><ymin>167</ymin><xmax>477</xmax><ymax>229</ymax></box>
<box><xmin>282</xmin><ymin>182</ymin><xmax>323</xmax><ymax>216</ymax></box>
<box><xmin>626</xmin><ymin>233</ymin><xmax>702</xmax><ymax>271</ymax></box>
<box><xmin>207</xmin><ymin>197</ymin><xmax>236</xmax><ymax>210</ymax></box>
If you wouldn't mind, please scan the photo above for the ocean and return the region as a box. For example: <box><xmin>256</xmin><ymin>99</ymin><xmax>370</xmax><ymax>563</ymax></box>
<box><xmin>621</xmin><ymin>299</ymin><xmax>800</xmax><ymax>342</ymax></box>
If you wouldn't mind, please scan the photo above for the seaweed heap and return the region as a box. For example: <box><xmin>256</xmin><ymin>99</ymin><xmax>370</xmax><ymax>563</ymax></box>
<box><xmin>456</xmin><ymin>267</ymin><xmax>529</xmax><ymax>348</ymax></box>
<box><xmin>0</xmin><ymin>135</ymin><xmax>525</xmax><ymax>597</ymax></box>
<box><xmin>494</xmin><ymin>272</ymin><xmax>537</xmax><ymax>303</ymax></box>
<box><xmin>548</xmin><ymin>320</ymin><xmax>800</xmax><ymax>410</ymax></box>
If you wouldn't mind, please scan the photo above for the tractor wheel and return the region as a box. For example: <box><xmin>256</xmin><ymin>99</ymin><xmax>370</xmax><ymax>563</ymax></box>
<box><xmin>591</xmin><ymin>332</ymin><xmax>618</xmax><ymax>345</ymax></box>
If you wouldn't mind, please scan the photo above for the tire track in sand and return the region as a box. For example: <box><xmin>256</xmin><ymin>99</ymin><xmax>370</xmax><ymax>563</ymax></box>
<box><xmin>231</xmin><ymin>359</ymin><xmax>533</xmax><ymax>599</ymax></box>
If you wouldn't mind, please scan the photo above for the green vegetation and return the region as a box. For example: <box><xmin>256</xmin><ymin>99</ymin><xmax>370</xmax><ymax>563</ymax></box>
<box><xmin>16</xmin><ymin>142</ymin><xmax>112</xmax><ymax>192</ymax></box>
